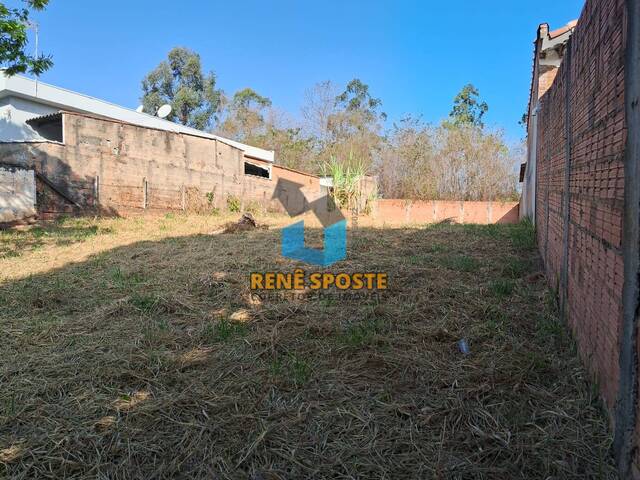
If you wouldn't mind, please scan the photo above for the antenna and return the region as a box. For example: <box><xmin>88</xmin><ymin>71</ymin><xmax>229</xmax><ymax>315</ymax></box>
<box><xmin>24</xmin><ymin>20</ymin><xmax>39</xmax><ymax>95</ymax></box>
<box><xmin>157</xmin><ymin>104</ymin><xmax>172</xmax><ymax>119</ymax></box>
<box><xmin>135</xmin><ymin>105</ymin><xmax>144</xmax><ymax>113</ymax></box>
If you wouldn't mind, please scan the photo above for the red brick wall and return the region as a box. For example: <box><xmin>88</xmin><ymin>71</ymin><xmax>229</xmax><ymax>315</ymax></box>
<box><xmin>534</xmin><ymin>0</ymin><xmax>626</xmax><ymax>419</ymax></box>
<box><xmin>363</xmin><ymin>199</ymin><xmax>519</xmax><ymax>225</ymax></box>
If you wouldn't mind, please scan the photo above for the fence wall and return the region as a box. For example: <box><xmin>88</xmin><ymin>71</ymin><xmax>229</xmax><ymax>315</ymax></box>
<box><xmin>0</xmin><ymin>113</ymin><xmax>328</xmax><ymax>219</ymax></box>
<box><xmin>0</xmin><ymin>165</ymin><xmax>36</xmax><ymax>223</ymax></box>
<box><xmin>365</xmin><ymin>199</ymin><xmax>519</xmax><ymax>225</ymax></box>
<box><xmin>531</xmin><ymin>0</ymin><xmax>639</xmax><ymax>475</ymax></box>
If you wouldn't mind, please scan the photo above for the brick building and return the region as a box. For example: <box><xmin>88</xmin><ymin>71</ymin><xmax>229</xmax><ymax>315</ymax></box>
<box><xmin>519</xmin><ymin>21</ymin><xmax>576</xmax><ymax>221</ymax></box>
<box><xmin>0</xmin><ymin>75</ymin><xmax>326</xmax><ymax>221</ymax></box>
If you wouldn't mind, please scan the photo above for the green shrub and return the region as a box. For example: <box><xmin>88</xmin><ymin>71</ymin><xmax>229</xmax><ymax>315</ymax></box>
<box><xmin>489</xmin><ymin>278</ymin><xmax>515</xmax><ymax>297</ymax></box>
<box><xmin>226</xmin><ymin>195</ymin><xmax>241</xmax><ymax>213</ymax></box>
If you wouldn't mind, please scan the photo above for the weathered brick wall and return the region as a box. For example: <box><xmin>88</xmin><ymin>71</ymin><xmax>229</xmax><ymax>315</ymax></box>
<box><xmin>0</xmin><ymin>141</ymin><xmax>92</xmax><ymax>217</ymax></box>
<box><xmin>0</xmin><ymin>113</ymin><xmax>325</xmax><ymax>216</ymax></box>
<box><xmin>534</xmin><ymin>0</ymin><xmax>626</xmax><ymax>421</ymax></box>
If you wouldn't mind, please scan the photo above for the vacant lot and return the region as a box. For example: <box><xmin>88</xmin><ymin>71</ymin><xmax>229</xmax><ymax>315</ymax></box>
<box><xmin>0</xmin><ymin>214</ymin><xmax>615</xmax><ymax>479</ymax></box>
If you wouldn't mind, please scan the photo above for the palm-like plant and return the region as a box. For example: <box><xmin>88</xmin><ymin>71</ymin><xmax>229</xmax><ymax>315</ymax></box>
<box><xmin>322</xmin><ymin>153</ymin><xmax>367</xmax><ymax>212</ymax></box>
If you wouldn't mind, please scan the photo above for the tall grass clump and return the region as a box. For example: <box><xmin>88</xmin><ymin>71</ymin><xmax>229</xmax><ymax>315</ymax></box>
<box><xmin>322</xmin><ymin>153</ymin><xmax>368</xmax><ymax>212</ymax></box>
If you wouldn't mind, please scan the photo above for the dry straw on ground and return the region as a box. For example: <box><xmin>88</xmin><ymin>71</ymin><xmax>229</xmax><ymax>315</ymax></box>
<box><xmin>0</xmin><ymin>213</ymin><xmax>616</xmax><ymax>479</ymax></box>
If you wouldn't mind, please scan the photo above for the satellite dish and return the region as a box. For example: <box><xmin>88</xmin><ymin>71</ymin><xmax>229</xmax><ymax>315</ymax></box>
<box><xmin>135</xmin><ymin>105</ymin><xmax>144</xmax><ymax>113</ymax></box>
<box><xmin>157</xmin><ymin>104</ymin><xmax>172</xmax><ymax>119</ymax></box>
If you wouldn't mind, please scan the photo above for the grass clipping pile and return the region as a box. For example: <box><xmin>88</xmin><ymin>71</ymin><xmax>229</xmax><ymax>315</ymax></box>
<box><xmin>221</xmin><ymin>213</ymin><xmax>268</xmax><ymax>234</ymax></box>
<box><xmin>0</xmin><ymin>215</ymin><xmax>616</xmax><ymax>479</ymax></box>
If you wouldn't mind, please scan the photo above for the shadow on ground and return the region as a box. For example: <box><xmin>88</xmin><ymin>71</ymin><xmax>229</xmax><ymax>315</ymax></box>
<box><xmin>0</xmin><ymin>221</ymin><xmax>616</xmax><ymax>479</ymax></box>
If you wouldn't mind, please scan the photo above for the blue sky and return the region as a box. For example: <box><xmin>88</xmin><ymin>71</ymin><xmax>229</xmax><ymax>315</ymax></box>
<box><xmin>16</xmin><ymin>0</ymin><xmax>584</xmax><ymax>142</ymax></box>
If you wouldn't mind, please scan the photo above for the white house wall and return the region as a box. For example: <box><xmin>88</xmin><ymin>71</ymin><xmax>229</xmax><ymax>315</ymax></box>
<box><xmin>0</xmin><ymin>166</ymin><xmax>36</xmax><ymax>223</ymax></box>
<box><xmin>0</xmin><ymin>96</ymin><xmax>59</xmax><ymax>142</ymax></box>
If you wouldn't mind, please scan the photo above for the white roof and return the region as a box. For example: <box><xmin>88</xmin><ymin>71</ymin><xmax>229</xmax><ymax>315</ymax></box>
<box><xmin>0</xmin><ymin>73</ymin><xmax>274</xmax><ymax>162</ymax></box>
<box><xmin>319</xmin><ymin>176</ymin><xmax>333</xmax><ymax>187</ymax></box>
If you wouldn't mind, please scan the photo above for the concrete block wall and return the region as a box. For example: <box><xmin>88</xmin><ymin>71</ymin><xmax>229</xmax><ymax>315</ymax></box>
<box><xmin>0</xmin><ymin>141</ymin><xmax>90</xmax><ymax>217</ymax></box>
<box><xmin>0</xmin><ymin>113</ymin><xmax>324</xmax><ymax>217</ymax></box>
<box><xmin>0</xmin><ymin>165</ymin><xmax>36</xmax><ymax>223</ymax></box>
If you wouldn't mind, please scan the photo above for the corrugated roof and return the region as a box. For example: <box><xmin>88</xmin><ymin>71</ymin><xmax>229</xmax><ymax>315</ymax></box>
<box><xmin>25</xmin><ymin>112</ymin><xmax>63</xmax><ymax>125</ymax></box>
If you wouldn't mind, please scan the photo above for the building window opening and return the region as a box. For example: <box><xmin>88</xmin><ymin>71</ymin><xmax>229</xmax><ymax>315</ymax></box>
<box><xmin>244</xmin><ymin>162</ymin><xmax>270</xmax><ymax>179</ymax></box>
<box><xmin>26</xmin><ymin>113</ymin><xmax>64</xmax><ymax>142</ymax></box>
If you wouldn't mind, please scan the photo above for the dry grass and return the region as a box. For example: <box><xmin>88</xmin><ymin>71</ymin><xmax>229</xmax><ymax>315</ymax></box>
<box><xmin>0</xmin><ymin>214</ymin><xmax>616</xmax><ymax>479</ymax></box>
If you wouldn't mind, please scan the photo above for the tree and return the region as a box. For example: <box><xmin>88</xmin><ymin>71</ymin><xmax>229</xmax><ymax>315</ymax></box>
<box><xmin>301</xmin><ymin>80</ymin><xmax>338</xmax><ymax>144</ymax></box>
<box><xmin>375</xmin><ymin>116</ymin><xmax>437</xmax><ymax>199</ymax></box>
<box><xmin>217</xmin><ymin>88</ymin><xmax>272</xmax><ymax>141</ymax></box>
<box><xmin>324</xmin><ymin>79</ymin><xmax>385</xmax><ymax>169</ymax></box>
<box><xmin>434</xmin><ymin>125</ymin><xmax>517</xmax><ymax>200</ymax></box>
<box><xmin>448</xmin><ymin>84</ymin><xmax>489</xmax><ymax>128</ymax></box>
<box><xmin>336</xmin><ymin>79</ymin><xmax>384</xmax><ymax>118</ymax></box>
<box><xmin>373</xmin><ymin>115</ymin><xmax>518</xmax><ymax>202</ymax></box>
<box><xmin>141</xmin><ymin>47</ymin><xmax>222</xmax><ymax>130</ymax></box>
<box><xmin>257</xmin><ymin>124</ymin><xmax>315</xmax><ymax>172</ymax></box>
<box><xmin>333</xmin><ymin>78</ymin><xmax>386</xmax><ymax>129</ymax></box>
<box><xmin>518</xmin><ymin>112</ymin><xmax>528</xmax><ymax>129</ymax></box>
<box><xmin>0</xmin><ymin>0</ymin><xmax>52</xmax><ymax>76</ymax></box>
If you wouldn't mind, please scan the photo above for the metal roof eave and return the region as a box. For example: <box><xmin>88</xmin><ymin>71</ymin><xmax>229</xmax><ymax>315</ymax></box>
<box><xmin>0</xmin><ymin>72</ymin><xmax>275</xmax><ymax>162</ymax></box>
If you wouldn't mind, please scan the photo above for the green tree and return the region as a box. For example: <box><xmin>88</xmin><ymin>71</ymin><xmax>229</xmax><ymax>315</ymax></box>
<box><xmin>141</xmin><ymin>47</ymin><xmax>222</xmax><ymax>130</ymax></box>
<box><xmin>0</xmin><ymin>0</ymin><xmax>52</xmax><ymax>76</ymax></box>
<box><xmin>258</xmin><ymin>125</ymin><xmax>316</xmax><ymax>172</ymax></box>
<box><xmin>232</xmin><ymin>88</ymin><xmax>272</xmax><ymax>111</ymax></box>
<box><xmin>218</xmin><ymin>88</ymin><xmax>272</xmax><ymax>141</ymax></box>
<box><xmin>448</xmin><ymin>84</ymin><xmax>489</xmax><ymax>128</ymax></box>
<box><xmin>335</xmin><ymin>78</ymin><xmax>386</xmax><ymax>124</ymax></box>
<box><xmin>518</xmin><ymin>112</ymin><xmax>528</xmax><ymax>129</ymax></box>
<box><xmin>218</xmin><ymin>90</ymin><xmax>318</xmax><ymax>171</ymax></box>
<box><xmin>326</xmin><ymin>79</ymin><xmax>385</xmax><ymax>168</ymax></box>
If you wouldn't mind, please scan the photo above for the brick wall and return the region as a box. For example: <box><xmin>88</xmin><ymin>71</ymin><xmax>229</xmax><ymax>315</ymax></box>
<box><xmin>0</xmin><ymin>115</ymin><xmax>515</xmax><ymax>228</ymax></box>
<box><xmin>532</xmin><ymin>0</ymin><xmax>627</xmax><ymax>454</ymax></box>
<box><xmin>364</xmin><ymin>199</ymin><xmax>519</xmax><ymax>226</ymax></box>
<box><xmin>0</xmin><ymin>112</ymin><xmax>325</xmax><ymax>217</ymax></box>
